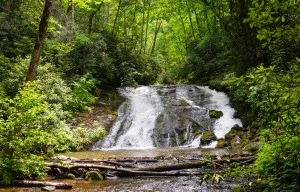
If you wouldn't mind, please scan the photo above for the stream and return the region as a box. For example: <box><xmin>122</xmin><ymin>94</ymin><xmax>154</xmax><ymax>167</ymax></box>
<box><xmin>0</xmin><ymin>85</ymin><xmax>243</xmax><ymax>192</ymax></box>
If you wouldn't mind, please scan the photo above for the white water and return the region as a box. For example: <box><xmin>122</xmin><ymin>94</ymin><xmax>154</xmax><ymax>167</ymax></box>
<box><xmin>94</xmin><ymin>85</ymin><xmax>242</xmax><ymax>150</ymax></box>
<box><xmin>101</xmin><ymin>86</ymin><xmax>163</xmax><ymax>149</ymax></box>
<box><xmin>198</xmin><ymin>86</ymin><xmax>243</xmax><ymax>148</ymax></box>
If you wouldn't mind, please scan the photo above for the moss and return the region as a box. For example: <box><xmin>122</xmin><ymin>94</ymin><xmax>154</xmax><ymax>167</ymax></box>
<box><xmin>84</xmin><ymin>171</ymin><xmax>103</xmax><ymax>181</ymax></box>
<box><xmin>209</xmin><ymin>110</ymin><xmax>223</xmax><ymax>118</ymax></box>
<box><xmin>216</xmin><ymin>138</ymin><xmax>226</xmax><ymax>148</ymax></box>
<box><xmin>56</xmin><ymin>173</ymin><xmax>76</xmax><ymax>180</ymax></box>
<box><xmin>179</xmin><ymin>99</ymin><xmax>190</xmax><ymax>107</ymax></box>
<box><xmin>202</xmin><ymin>131</ymin><xmax>214</xmax><ymax>140</ymax></box>
<box><xmin>193</xmin><ymin>130</ymin><xmax>202</xmax><ymax>136</ymax></box>
<box><xmin>201</xmin><ymin>131</ymin><xmax>217</xmax><ymax>145</ymax></box>
<box><xmin>224</xmin><ymin>128</ymin><xmax>238</xmax><ymax>140</ymax></box>
<box><xmin>156</xmin><ymin>113</ymin><xmax>164</xmax><ymax>124</ymax></box>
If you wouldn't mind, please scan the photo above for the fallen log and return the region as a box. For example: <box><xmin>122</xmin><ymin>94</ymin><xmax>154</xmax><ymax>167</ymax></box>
<box><xmin>134</xmin><ymin>161</ymin><xmax>219</xmax><ymax>172</ymax></box>
<box><xmin>12</xmin><ymin>180</ymin><xmax>72</xmax><ymax>189</ymax></box>
<box><xmin>46</xmin><ymin>162</ymin><xmax>192</xmax><ymax>176</ymax></box>
<box><xmin>71</xmin><ymin>158</ymin><xmax>159</xmax><ymax>164</ymax></box>
<box><xmin>46</xmin><ymin>155</ymin><xmax>256</xmax><ymax>178</ymax></box>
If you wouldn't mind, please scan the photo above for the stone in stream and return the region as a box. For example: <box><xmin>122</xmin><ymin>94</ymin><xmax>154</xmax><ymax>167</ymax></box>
<box><xmin>200</xmin><ymin>131</ymin><xmax>217</xmax><ymax>145</ymax></box>
<box><xmin>41</xmin><ymin>186</ymin><xmax>56</xmax><ymax>191</ymax></box>
<box><xmin>209</xmin><ymin>109</ymin><xmax>223</xmax><ymax>118</ymax></box>
<box><xmin>84</xmin><ymin>171</ymin><xmax>103</xmax><ymax>181</ymax></box>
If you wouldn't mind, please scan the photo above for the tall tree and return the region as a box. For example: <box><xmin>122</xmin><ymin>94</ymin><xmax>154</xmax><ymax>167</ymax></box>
<box><xmin>26</xmin><ymin>0</ymin><xmax>53</xmax><ymax>82</ymax></box>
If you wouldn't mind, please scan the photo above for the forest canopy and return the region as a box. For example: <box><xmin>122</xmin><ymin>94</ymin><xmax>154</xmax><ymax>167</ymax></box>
<box><xmin>0</xmin><ymin>0</ymin><xmax>299</xmax><ymax>191</ymax></box>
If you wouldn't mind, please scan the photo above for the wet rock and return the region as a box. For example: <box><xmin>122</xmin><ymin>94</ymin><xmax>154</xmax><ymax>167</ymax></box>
<box><xmin>209</xmin><ymin>110</ymin><xmax>223</xmax><ymax>118</ymax></box>
<box><xmin>56</xmin><ymin>155</ymin><xmax>69</xmax><ymax>161</ymax></box>
<box><xmin>41</xmin><ymin>186</ymin><xmax>56</xmax><ymax>191</ymax></box>
<box><xmin>201</xmin><ymin>131</ymin><xmax>217</xmax><ymax>145</ymax></box>
<box><xmin>84</xmin><ymin>171</ymin><xmax>103</xmax><ymax>181</ymax></box>
<box><xmin>56</xmin><ymin>173</ymin><xmax>76</xmax><ymax>180</ymax></box>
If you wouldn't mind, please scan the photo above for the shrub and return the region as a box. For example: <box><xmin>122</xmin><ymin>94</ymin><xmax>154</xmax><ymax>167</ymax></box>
<box><xmin>0</xmin><ymin>82</ymin><xmax>73</xmax><ymax>185</ymax></box>
<box><xmin>224</xmin><ymin>62</ymin><xmax>300</xmax><ymax>191</ymax></box>
<box><xmin>67</xmin><ymin>74</ymin><xmax>97</xmax><ymax>112</ymax></box>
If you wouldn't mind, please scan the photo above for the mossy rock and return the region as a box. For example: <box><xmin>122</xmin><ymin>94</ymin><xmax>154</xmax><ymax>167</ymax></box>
<box><xmin>56</xmin><ymin>173</ymin><xmax>76</xmax><ymax>180</ymax></box>
<box><xmin>193</xmin><ymin>130</ymin><xmax>202</xmax><ymax>136</ymax></box>
<box><xmin>224</xmin><ymin>128</ymin><xmax>238</xmax><ymax>140</ymax></box>
<box><xmin>84</xmin><ymin>171</ymin><xmax>103</xmax><ymax>181</ymax></box>
<box><xmin>216</xmin><ymin>138</ymin><xmax>228</xmax><ymax>148</ymax></box>
<box><xmin>209</xmin><ymin>110</ymin><xmax>223</xmax><ymax>118</ymax></box>
<box><xmin>243</xmin><ymin>141</ymin><xmax>263</xmax><ymax>152</ymax></box>
<box><xmin>201</xmin><ymin>131</ymin><xmax>217</xmax><ymax>145</ymax></box>
<box><xmin>179</xmin><ymin>99</ymin><xmax>190</xmax><ymax>107</ymax></box>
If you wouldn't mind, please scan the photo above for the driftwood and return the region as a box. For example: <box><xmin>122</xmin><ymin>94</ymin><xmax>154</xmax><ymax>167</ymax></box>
<box><xmin>46</xmin><ymin>162</ymin><xmax>224</xmax><ymax>177</ymax></box>
<box><xmin>46</xmin><ymin>155</ymin><xmax>255</xmax><ymax>178</ymax></box>
<box><xmin>12</xmin><ymin>180</ymin><xmax>72</xmax><ymax>189</ymax></box>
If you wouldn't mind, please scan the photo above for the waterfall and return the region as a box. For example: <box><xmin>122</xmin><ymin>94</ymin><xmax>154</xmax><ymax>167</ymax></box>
<box><xmin>97</xmin><ymin>86</ymin><xmax>163</xmax><ymax>149</ymax></box>
<box><xmin>93</xmin><ymin>85</ymin><xmax>242</xmax><ymax>150</ymax></box>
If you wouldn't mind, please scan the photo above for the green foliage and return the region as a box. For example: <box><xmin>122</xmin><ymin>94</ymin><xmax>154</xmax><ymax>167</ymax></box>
<box><xmin>0</xmin><ymin>155</ymin><xmax>45</xmax><ymax>185</ymax></box>
<box><xmin>70</xmin><ymin>121</ymin><xmax>107</xmax><ymax>151</ymax></box>
<box><xmin>224</xmin><ymin>62</ymin><xmax>300</xmax><ymax>191</ymax></box>
<box><xmin>67</xmin><ymin>74</ymin><xmax>97</xmax><ymax>112</ymax></box>
<box><xmin>119</xmin><ymin>61</ymin><xmax>140</xmax><ymax>87</ymax></box>
<box><xmin>67</xmin><ymin>33</ymin><xmax>117</xmax><ymax>85</ymax></box>
<box><xmin>0</xmin><ymin>56</ymin><xmax>28</xmax><ymax>96</ymax></box>
<box><xmin>199</xmin><ymin>173</ymin><xmax>224</xmax><ymax>185</ymax></box>
<box><xmin>0</xmin><ymin>82</ymin><xmax>73</xmax><ymax>185</ymax></box>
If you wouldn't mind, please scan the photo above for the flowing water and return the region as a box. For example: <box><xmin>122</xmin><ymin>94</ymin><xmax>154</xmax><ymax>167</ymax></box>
<box><xmin>1</xmin><ymin>85</ymin><xmax>243</xmax><ymax>192</ymax></box>
<box><xmin>93</xmin><ymin>85</ymin><xmax>242</xmax><ymax>149</ymax></box>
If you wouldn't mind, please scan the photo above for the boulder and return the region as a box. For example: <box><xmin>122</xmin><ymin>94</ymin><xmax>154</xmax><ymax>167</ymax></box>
<box><xmin>216</xmin><ymin>138</ymin><xmax>228</xmax><ymax>148</ymax></box>
<box><xmin>201</xmin><ymin>131</ymin><xmax>217</xmax><ymax>145</ymax></box>
<box><xmin>84</xmin><ymin>171</ymin><xmax>103</xmax><ymax>181</ymax></box>
<box><xmin>209</xmin><ymin>110</ymin><xmax>223</xmax><ymax>118</ymax></box>
<box><xmin>41</xmin><ymin>186</ymin><xmax>56</xmax><ymax>191</ymax></box>
<box><xmin>56</xmin><ymin>173</ymin><xmax>76</xmax><ymax>180</ymax></box>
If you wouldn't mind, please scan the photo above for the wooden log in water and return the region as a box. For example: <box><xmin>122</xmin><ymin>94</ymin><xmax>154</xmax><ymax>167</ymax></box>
<box><xmin>12</xmin><ymin>180</ymin><xmax>72</xmax><ymax>189</ymax></box>
<box><xmin>45</xmin><ymin>155</ymin><xmax>255</xmax><ymax>178</ymax></box>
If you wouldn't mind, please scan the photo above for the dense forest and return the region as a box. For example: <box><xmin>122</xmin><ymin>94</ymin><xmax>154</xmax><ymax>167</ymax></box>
<box><xmin>0</xmin><ymin>0</ymin><xmax>299</xmax><ymax>191</ymax></box>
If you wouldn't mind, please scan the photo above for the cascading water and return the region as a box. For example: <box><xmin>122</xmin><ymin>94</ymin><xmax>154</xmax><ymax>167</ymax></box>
<box><xmin>95</xmin><ymin>86</ymin><xmax>163</xmax><ymax>149</ymax></box>
<box><xmin>93</xmin><ymin>85</ymin><xmax>242</xmax><ymax>150</ymax></box>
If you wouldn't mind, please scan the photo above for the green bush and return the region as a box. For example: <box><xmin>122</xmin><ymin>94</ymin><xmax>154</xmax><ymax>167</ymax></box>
<box><xmin>224</xmin><ymin>62</ymin><xmax>300</xmax><ymax>191</ymax></box>
<box><xmin>0</xmin><ymin>82</ymin><xmax>73</xmax><ymax>185</ymax></box>
<box><xmin>67</xmin><ymin>74</ymin><xmax>97</xmax><ymax>112</ymax></box>
<box><xmin>70</xmin><ymin>121</ymin><xmax>107</xmax><ymax>151</ymax></box>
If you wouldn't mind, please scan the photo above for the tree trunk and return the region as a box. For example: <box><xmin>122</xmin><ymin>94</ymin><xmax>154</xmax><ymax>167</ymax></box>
<box><xmin>186</xmin><ymin>1</ymin><xmax>196</xmax><ymax>40</ymax></box>
<box><xmin>150</xmin><ymin>18</ymin><xmax>161</xmax><ymax>56</ymax></box>
<box><xmin>112</xmin><ymin>0</ymin><xmax>122</xmax><ymax>35</ymax></box>
<box><xmin>4</xmin><ymin>0</ymin><xmax>14</xmax><ymax>22</ymax></box>
<box><xmin>88</xmin><ymin>2</ymin><xmax>103</xmax><ymax>34</ymax></box>
<box><xmin>123</xmin><ymin>4</ymin><xmax>128</xmax><ymax>53</ymax></box>
<box><xmin>139</xmin><ymin>0</ymin><xmax>146</xmax><ymax>54</ymax></box>
<box><xmin>144</xmin><ymin>0</ymin><xmax>150</xmax><ymax>54</ymax></box>
<box><xmin>26</xmin><ymin>0</ymin><xmax>53</xmax><ymax>82</ymax></box>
